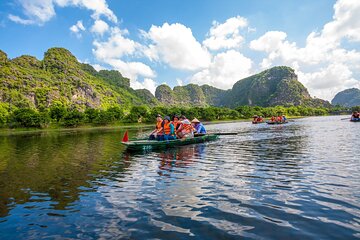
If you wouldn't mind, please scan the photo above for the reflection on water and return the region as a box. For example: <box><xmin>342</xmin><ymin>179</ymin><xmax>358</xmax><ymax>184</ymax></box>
<box><xmin>0</xmin><ymin>116</ymin><xmax>359</xmax><ymax>239</ymax></box>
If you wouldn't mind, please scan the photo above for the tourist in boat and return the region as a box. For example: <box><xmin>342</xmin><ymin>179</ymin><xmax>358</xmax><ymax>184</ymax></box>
<box><xmin>270</xmin><ymin>116</ymin><xmax>276</xmax><ymax>123</ymax></box>
<box><xmin>282</xmin><ymin>115</ymin><xmax>287</xmax><ymax>122</ymax></box>
<box><xmin>178</xmin><ymin>119</ymin><xmax>194</xmax><ymax>139</ymax></box>
<box><xmin>257</xmin><ymin>116</ymin><xmax>264</xmax><ymax>123</ymax></box>
<box><xmin>162</xmin><ymin>116</ymin><xmax>176</xmax><ymax>140</ymax></box>
<box><xmin>351</xmin><ymin>111</ymin><xmax>360</xmax><ymax>121</ymax></box>
<box><xmin>277</xmin><ymin>116</ymin><xmax>283</xmax><ymax>123</ymax></box>
<box><xmin>191</xmin><ymin>118</ymin><xmax>206</xmax><ymax>135</ymax></box>
<box><xmin>175</xmin><ymin>115</ymin><xmax>187</xmax><ymax>137</ymax></box>
<box><xmin>172</xmin><ymin>115</ymin><xmax>181</xmax><ymax>131</ymax></box>
<box><xmin>149</xmin><ymin>114</ymin><xmax>164</xmax><ymax>140</ymax></box>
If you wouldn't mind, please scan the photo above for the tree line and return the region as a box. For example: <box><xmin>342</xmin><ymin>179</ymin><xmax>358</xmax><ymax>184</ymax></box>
<box><xmin>0</xmin><ymin>102</ymin><xmax>353</xmax><ymax>129</ymax></box>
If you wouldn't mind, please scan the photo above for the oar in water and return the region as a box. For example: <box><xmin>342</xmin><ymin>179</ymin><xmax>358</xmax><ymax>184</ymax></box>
<box><xmin>341</xmin><ymin>117</ymin><xmax>351</xmax><ymax>120</ymax></box>
<box><xmin>194</xmin><ymin>132</ymin><xmax>238</xmax><ymax>137</ymax></box>
<box><xmin>197</xmin><ymin>132</ymin><xmax>238</xmax><ymax>136</ymax></box>
<box><xmin>213</xmin><ymin>132</ymin><xmax>238</xmax><ymax>135</ymax></box>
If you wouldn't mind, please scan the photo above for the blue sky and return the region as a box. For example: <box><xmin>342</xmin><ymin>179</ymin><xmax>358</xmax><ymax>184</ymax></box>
<box><xmin>1</xmin><ymin>0</ymin><xmax>359</xmax><ymax>100</ymax></box>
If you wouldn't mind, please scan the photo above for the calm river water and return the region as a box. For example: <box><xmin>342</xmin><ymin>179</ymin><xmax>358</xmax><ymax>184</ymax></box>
<box><xmin>0</xmin><ymin>116</ymin><xmax>359</xmax><ymax>239</ymax></box>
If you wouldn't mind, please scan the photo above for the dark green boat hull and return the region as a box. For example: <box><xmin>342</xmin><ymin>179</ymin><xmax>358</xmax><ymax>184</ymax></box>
<box><xmin>266</xmin><ymin>121</ymin><xmax>288</xmax><ymax>125</ymax></box>
<box><xmin>122</xmin><ymin>134</ymin><xmax>219</xmax><ymax>151</ymax></box>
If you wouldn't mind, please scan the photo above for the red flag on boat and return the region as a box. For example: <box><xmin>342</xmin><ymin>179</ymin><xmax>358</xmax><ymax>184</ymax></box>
<box><xmin>122</xmin><ymin>131</ymin><xmax>129</xmax><ymax>142</ymax></box>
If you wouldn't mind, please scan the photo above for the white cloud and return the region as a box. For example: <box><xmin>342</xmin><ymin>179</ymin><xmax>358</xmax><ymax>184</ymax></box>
<box><xmin>190</xmin><ymin>50</ymin><xmax>253</xmax><ymax>89</ymax></box>
<box><xmin>9</xmin><ymin>0</ymin><xmax>117</xmax><ymax>25</ymax></box>
<box><xmin>249</xmin><ymin>0</ymin><xmax>360</xmax><ymax>100</ymax></box>
<box><xmin>70</xmin><ymin>20</ymin><xmax>85</xmax><ymax>37</ymax></box>
<box><xmin>92</xmin><ymin>26</ymin><xmax>156</xmax><ymax>88</ymax></box>
<box><xmin>203</xmin><ymin>16</ymin><xmax>248</xmax><ymax>51</ymax></box>
<box><xmin>176</xmin><ymin>78</ymin><xmax>183</xmax><ymax>86</ymax></box>
<box><xmin>250</xmin><ymin>31</ymin><xmax>288</xmax><ymax>53</ymax></box>
<box><xmin>90</xmin><ymin>19</ymin><xmax>109</xmax><ymax>36</ymax></box>
<box><xmin>93</xmin><ymin>27</ymin><xmax>140</xmax><ymax>60</ymax></box>
<box><xmin>145</xmin><ymin>23</ymin><xmax>211</xmax><ymax>71</ymax></box>
<box><xmin>322</xmin><ymin>0</ymin><xmax>360</xmax><ymax>43</ymax></box>
<box><xmin>131</xmin><ymin>78</ymin><xmax>157</xmax><ymax>95</ymax></box>
<box><xmin>8</xmin><ymin>14</ymin><xmax>35</xmax><ymax>25</ymax></box>
<box><xmin>105</xmin><ymin>59</ymin><xmax>155</xmax><ymax>80</ymax></box>
<box><xmin>9</xmin><ymin>0</ymin><xmax>55</xmax><ymax>25</ymax></box>
<box><xmin>92</xmin><ymin>64</ymin><xmax>106</xmax><ymax>71</ymax></box>
<box><xmin>298</xmin><ymin>64</ymin><xmax>360</xmax><ymax>100</ymax></box>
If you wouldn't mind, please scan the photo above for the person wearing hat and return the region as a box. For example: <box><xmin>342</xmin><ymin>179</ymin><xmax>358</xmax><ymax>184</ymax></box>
<box><xmin>149</xmin><ymin>114</ymin><xmax>164</xmax><ymax>140</ymax></box>
<box><xmin>178</xmin><ymin>119</ymin><xmax>194</xmax><ymax>139</ymax></box>
<box><xmin>191</xmin><ymin>118</ymin><xmax>206</xmax><ymax>134</ymax></box>
<box><xmin>162</xmin><ymin>116</ymin><xmax>176</xmax><ymax>140</ymax></box>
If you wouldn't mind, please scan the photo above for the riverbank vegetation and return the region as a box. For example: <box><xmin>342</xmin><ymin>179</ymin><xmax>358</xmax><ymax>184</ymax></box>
<box><xmin>0</xmin><ymin>102</ymin><xmax>354</xmax><ymax>129</ymax></box>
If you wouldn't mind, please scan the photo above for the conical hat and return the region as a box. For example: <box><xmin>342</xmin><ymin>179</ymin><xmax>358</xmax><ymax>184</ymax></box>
<box><xmin>191</xmin><ymin>118</ymin><xmax>200</xmax><ymax>123</ymax></box>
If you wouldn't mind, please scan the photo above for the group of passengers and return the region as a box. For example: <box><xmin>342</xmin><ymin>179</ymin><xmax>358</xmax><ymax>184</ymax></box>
<box><xmin>252</xmin><ymin>115</ymin><xmax>264</xmax><ymax>123</ymax></box>
<box><xmin>149</xmin><ymin>114</ymin><xmax>207</xmax><ymax>141</ymax></box>
<box><xmin>269</xmin><ymin>115</ymin><xmax>287</xmax><ymax>123</ymax></box>
<box><xmin>351</xmin><ymin>111</ymin><xmax>360</xmax><ymax>121</ymax></box>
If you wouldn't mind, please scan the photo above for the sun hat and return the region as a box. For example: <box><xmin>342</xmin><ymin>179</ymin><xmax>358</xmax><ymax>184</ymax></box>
<box><xmin>181</xmin><ymin>119</ymin><xmax>191</xmax><ymax>125</ymax></box>
<box><xmin>156</xmin><ymin>114</ymin><xmax>162</xmax><ymax>118</ymax></box>
<box><xmin>164</xmin><ymin>116</ymin><xmax>170</xmax><ymax>121</ymax></box>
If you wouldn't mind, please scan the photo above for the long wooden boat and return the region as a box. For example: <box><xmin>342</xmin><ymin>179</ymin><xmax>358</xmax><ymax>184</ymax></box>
<box><xmin>266</xmin><ymin>121</ymin><xmax>288</xmax><ymax>125</ymax></box>
<box><xmin>122</xmin><ymin>134</ymin><xmax>219</xmax><ymax>151</ymax></box>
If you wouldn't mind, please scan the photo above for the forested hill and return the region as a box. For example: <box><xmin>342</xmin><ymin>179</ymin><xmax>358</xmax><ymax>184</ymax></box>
<box><xmin>0</xmin><ymin>47</ymin><xmax>157</xmax><ymax>111</ymax></box>
<box><xmin>332</xmin><ymin>88</ymin><xmax>360</xmax><ymax>107</ymax></box>
<box><xmin>155</xmin><ymin>66</ymin><xmax>331</xmax><ymax>108</ymax></box>
<box><xmin>0</xmin><ymin>47</ymin><xmax>330</xmax><ymax>112</ymax></box>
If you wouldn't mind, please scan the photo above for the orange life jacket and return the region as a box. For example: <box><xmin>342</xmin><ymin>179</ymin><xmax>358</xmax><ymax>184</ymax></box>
<box><xmin>277</xmin><ymin>116</ymin><xmax>282</xmax><ymax>121</ymax></box>
<box><xmin>163</xmin><ymin>122</ymin><xmax>174</xmax><ymax>135</ymax></box>
<box><xmin>173</xmin><ymin>121</ymin><xmax>180</xmax><ymax>130</ymax></box>
<box><xmin>182</xmin><ymin>124</ymin><xmax>193</xmax><ymax>133</ymax></box>
<box><xmin>156</xmin><ymin>121</ymin><xmax>162</xmax><ymax>130</ymax></box>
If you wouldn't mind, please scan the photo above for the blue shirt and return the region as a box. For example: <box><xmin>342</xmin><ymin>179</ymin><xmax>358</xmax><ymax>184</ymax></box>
<box><xmin>195</xmin><ymin>123</ymin><xmax>206</xmax><ymax>134</ymax></box>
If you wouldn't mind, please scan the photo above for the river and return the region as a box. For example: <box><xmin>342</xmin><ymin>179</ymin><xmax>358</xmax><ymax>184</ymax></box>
<box><xmin>0</xmin><ymin>116</ymin><xmax>359</xmax><ymax>239</ymax></box>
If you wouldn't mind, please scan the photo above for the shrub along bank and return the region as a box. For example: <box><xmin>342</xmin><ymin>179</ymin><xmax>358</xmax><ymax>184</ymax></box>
<box><xmin>0</xmin><ymin>103</ymin><xmax>339</xmax><ymax>129</ymax></box>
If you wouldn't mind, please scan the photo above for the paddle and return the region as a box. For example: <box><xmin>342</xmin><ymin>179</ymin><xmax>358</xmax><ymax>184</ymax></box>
<box><xmin>195</xmin><ymin>132</ymin><xmax>238</xmax><ymax>136</ymax></box>
<box><xmin>213</xmin><ymin>132</ymin><xmax>238</xmax><ymax>135</ymax></box>
<box><xmin>341</xmin><ymin>117</ymin><xmax>351</xmax><ymax>120</ymax></box>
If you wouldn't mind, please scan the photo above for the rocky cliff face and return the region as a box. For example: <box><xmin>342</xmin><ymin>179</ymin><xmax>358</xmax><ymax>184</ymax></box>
<box><xmin>154</xmin><ymin>66</ymin><xmax>330</xmax><ymax>107</ymax></box>
<box><xmin>332</xmin><ymin>88</ymin><xmax>360</xmax><ymax>107</ymax></box>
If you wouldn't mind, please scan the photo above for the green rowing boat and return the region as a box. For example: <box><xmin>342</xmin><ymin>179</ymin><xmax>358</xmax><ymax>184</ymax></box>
<box><xmin>122</xmin><ymin>134</ymin><xmax>219</xmax><ymax>151</ymax></box>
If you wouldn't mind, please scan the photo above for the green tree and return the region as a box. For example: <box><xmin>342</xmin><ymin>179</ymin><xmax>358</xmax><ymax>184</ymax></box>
<box><xmin>9</xmin><ymin>108</ymin><xmax>42</xmax><ymax>128</ymax></box>
<box><xmin>106</xmin><ymin>106</ymin><xmax>124</xmax><ymax>121</ymax></box>
<box><xmin>49</xmin><ymin>102</ymin><xmax>67</xmax><ymax>122</ymax></box>
<box><xmin>61</xmin><ymin>109</ymin><xmax>84</xmax><ymax>127</ymax></box>
<box><xmin>126</xmin><ymin>105</ymin><xmax>149</xmax><ymax>123</ymax></box>
<box><xmin>0</xmin><ymin>103</ymin><xmax>9</xmax><ymax>126</ymax></box>
<box><xmin>84</xmin><ymin>108</ymin><xmax>99</xmax><ymax>123</ymax></box>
